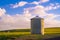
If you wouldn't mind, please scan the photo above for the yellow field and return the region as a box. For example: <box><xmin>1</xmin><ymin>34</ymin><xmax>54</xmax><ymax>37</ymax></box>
<box><xmin>0</xmin><ymin>27</ymin><xmax>60</xmax><ymax>40</ymax></box>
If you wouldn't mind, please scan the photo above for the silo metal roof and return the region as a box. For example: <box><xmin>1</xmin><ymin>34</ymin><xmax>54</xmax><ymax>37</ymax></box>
<box><xmin>31</xmin><ymin>16</ymin><xmax>42</xmax><ymax>20</ymax></box>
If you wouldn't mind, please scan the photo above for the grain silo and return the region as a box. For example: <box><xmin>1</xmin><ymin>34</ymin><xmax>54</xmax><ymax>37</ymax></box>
<box><xmin>31</xmin><ymin>16</ymin><xmax>44</xmax><ymax>35</ymax></box>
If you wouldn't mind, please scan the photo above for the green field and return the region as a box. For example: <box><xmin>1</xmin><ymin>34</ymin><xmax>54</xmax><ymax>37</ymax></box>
<box><xmin>0</xmin><ymin>27</ymin><xmax>60</xmax><ymax>40</ymax></box>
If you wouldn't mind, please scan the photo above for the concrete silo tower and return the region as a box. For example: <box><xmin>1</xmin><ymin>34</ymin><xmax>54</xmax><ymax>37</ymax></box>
<box><xmin>31</xmin><ymin>16</ymin><xmax>44</xmax><ymax>35</ymax></box>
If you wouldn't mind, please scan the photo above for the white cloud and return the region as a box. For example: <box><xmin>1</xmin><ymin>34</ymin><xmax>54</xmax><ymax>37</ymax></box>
<box><xmin>24</xmin><ymin>5</ymin><xmax>47</xmax><ymax>17</ymax></box>
<box><xmin>0</xmin><ymin>14</ymin><xmax>30</xmax><ymax>30</ymax></box>
<box><xmin>45</xmin><ymin>3</ymin><xmax>60</xmax><ymax>10</ymax></box>
<box><xmin>31</xmin><ymin>1</ymin><xmax>40</xmax><ymax>5</ymax></box>
<box><xmin>12</xmin><ymin>1</ymin><xmax>28</xmax><ymax>8</ymax></box>
<box><xmin>31</xmin><ymin>5</ymin><xmax>46</xmax><ymax>17</ymax></box>
<box><xmin>11</xmin><ymin>0</ymin><xmax>50</xmax><ymax>8</ymax></box>
<box><xmin>30</xmin><ymin>0</ymin><xmax>49</xmax><ymax>5</ymax></box>
<box><xmin>24</xmin><ymin>5</ymin><xmax>60</xmax><ymax>28</ymax></box>
<box><xmin>40</xmin><ymin>0</ymin><xmax>49</xmax><ymax>3</ymax></box>
<box><xmin>0</xmin><ymin>8</ymin><xmax>6</xmax><ymax>16</ymax></box>
<box><xmin>44</xmin><ymin>13</ymin><xmax>60</xmax><ymax>28</ymax></box>
<box><xmin>23</xmin><ymin>8</ymin><xmax>32</xmax><ymax>18</ymax></box>
<box><xmin>45</xmin><ymin>19</ymin><xmax>60</xmax><ymax>28</ymax></box>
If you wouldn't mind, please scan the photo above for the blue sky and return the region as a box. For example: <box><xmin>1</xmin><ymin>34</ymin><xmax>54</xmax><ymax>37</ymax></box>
<box><xmin>0</xmin><ymin>0</ymin><xmax>60</xmax><ymax>15</ymax></box>
<box><xmin>0</xmin><ymin>0</ymin><xmax>60</xmax><ymax>30</ymax></box>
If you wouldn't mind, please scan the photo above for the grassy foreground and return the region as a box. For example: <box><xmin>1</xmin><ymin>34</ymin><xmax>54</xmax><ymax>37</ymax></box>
<box><xmin>0</xmin><ymin>27</ymin><xmax>60</xmax><ymax>40</ymax></box>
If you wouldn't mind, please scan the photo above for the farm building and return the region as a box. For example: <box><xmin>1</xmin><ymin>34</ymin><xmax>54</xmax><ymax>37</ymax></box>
<box><xmin>31</xmin><ymin>16</ymin><xmax>44</xmax><ymax>35</ymax></box>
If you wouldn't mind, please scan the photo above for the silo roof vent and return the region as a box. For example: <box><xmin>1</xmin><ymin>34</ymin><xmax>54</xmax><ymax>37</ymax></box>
<box><xmin>31</xmin><ymin>16</ymin><xmax>41</xmax><ymax>20</ymax></box>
